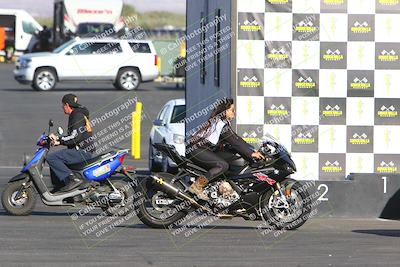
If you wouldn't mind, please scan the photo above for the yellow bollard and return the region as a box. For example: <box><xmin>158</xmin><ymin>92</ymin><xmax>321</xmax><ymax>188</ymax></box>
<box><xmin>155</xmin><ymin>57</ymin><xmax>162</xmax><ymax>82</ymax></box>
<box><xmin>131</xmin><ymin>102</ymin><xmax>142</xmax><ymax>159</ymax></box>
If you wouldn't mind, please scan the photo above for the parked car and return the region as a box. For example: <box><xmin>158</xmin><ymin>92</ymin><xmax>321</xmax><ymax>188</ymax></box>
<box><xmin>14</xmin><ymin>37</ymin><xmax>159</xmax><ymax>91</ymax></box>
<box><xmin>149</xmin><ymin>99</ymin><xmax>185</xmax><ymax>173</ymax></box>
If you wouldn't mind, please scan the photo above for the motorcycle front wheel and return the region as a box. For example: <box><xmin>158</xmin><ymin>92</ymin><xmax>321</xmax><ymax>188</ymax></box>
<box><xmin>2</xmin><ymin>181</ymin><xmax>37</xmax><ymax>216</ymax></box>
<box><xmin>136</xmin><ymin>173</ymin><xmax>188</xmax><ymax>229</ymax></box>
<box><xmin>260</xmin><ymin>179</ymin><xmax>312</xmax><ymax>230</ymax></box>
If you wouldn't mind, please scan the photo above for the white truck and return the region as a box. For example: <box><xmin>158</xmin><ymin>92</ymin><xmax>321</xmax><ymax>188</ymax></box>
<box><xmin>53</xmin><ymin>0</ymin><xmax>124</xmax><ymax>46</ymax></box>
<box><xmin>0</xmin><ymin>9</ymin><xmax>43</xmax><ymax>57</ymax></box>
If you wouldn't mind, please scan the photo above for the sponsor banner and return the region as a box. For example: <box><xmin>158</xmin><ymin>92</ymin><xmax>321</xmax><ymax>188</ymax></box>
<box><xmin>319</xmin><ymin>98</ymin><xmax>346</xmax><ymax>125</ymax></box>
<box><xmin>266</xmin><ymin>0</ymin><xmax>292</xmax><ymax>13</ymax></box>
<box><xmin>292</xmin><ymin>125</ymin><xmax>319</xmax><ymax>152</ymax></box>
<box><xmin>265</xmin><ymin>97</ymin><xmax>291</xmax><ymax>124</ymax></box>
<box><xmin>320</xmin><ymin>0</ymin><xmax>347</xmax><ymax>13</ymax></box>
<box><xmin>347</xmin><ymin>126</ymin><xmax>374</xmax><ymax>153</ymax></box>
<box><xmin>237</xmin><ymin>69</ymin><xmax>264</xmax><ymax>96</ymax></box>
<box><xmin>375</xmin><ymin>98</ymin><xmax>400</xmax><ymax>125</ymax></box>
<box><xmin>320</xmin><ymin>42</ymin><xmax>347</xmax><ymax>69</ymax></box>
<box><xmin>375</xmin><ymin>43</ymin><xmax>400</xmax><ymax>69</ymax></box>
<box><xmin>376</xmin><ymin>0</ymin><xmax>400</xmax><ymax>14</ymax></box>
<box><xmin>347</xmin><ymin>70</ymin><xmax>374</xmax><ymax>97</ymax></box>
<box><xmin>293</xmin><ymin>14</ymin><xmax>320</xmax><ymax>41</ymax></box>
<box><xmin>292</xmin><ymin>69</ymin><xmax>319</xmax><ymax>96</ymax></box>
<box><xmin>319</xmin><ymin>153</ymin><xmax>346</xmax><ymax>180</ymax></box>
<box><xmin>265</xmin><ymin>41</ymin><xmax>292</xmax><ymax>69</ymax></box>
<box><xmin>374</xmin><ymin>154</ymin><xmax>400</xmax><ymax>174</ymax></box>
<box><xmin>238</xmin><ymin>12</ymin><xmax>265</xmax><ymax>40</ymax></box>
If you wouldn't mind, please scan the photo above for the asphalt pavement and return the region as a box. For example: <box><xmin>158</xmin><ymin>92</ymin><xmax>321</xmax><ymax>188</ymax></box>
<box><xmin>1</xmin><ymin>63</ymin><xmax>400</xmax><ymax>267</ymax></box>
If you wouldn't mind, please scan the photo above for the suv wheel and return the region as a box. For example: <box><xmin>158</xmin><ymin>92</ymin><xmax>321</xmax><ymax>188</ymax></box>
<box><xmin>32</xmin><ymin>68</ymin><xmax>57</xmax><ymax>91</ymax></box>
<box><xmin>115</xmin><ymin>68</ymin><xmax>141</xmax><ymax>90</ymax></box>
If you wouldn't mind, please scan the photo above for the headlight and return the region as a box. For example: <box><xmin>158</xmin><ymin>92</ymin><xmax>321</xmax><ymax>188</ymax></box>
<box><xmin>173</xmin><ymin>134</ymin><xmax>185</xmax><ymax>144</ymax></box>
<box><xmin>19</xmin><ymin>58</ymin><xmax>31</xmax><ymax>69</ymax></box>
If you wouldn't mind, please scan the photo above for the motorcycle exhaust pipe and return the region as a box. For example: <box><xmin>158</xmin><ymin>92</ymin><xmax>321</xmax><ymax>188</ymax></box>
<box><xmin>149</xmin><ymin>175</ymin><xmax>212</xmax><ymax>214</ymax></box>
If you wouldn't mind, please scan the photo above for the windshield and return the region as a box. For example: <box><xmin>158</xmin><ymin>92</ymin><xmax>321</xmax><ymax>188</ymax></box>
<box><xmin>262</xmin><ymin>132</ymin><xmax>289</xmax><ymax>153</ymax></box>
<box><xmin>77</xmin><ymin>23</ymin><xmax>114</xmax><ymax>35</ymax></box>
<box><xmin>170</xmin><ymin>105</ymin><xmax>186</xmax><ymax>123</ymax></box>
<box><xmin>52</xmin><ymin>39</ymin><xmax>75</xmax><ymax>53</ymax></box>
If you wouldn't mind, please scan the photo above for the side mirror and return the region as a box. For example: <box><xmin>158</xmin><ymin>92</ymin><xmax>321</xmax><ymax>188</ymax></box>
<box><xmin>49</xmin><ymin>120</ymin><xmax>54</xmax><ymax>127</ymax></box>
<box><xmin>57</xmin><ymin>127</ymin><xmax>64</xmax><ymax>135</ymax></box>
<box><xmin>153</xmin><ymin>119</ymin><xmax>165</xmax><ymax>126</ymax></box>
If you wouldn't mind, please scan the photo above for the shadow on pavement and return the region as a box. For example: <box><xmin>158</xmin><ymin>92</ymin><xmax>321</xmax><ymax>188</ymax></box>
<box><xmin>120</xmin><ymin>224</ymin><xmax>259</xmax><ymax>230</ymax></box>
<box><xmin>353</xmin><ymin>229</ymin><xmax>400</xmax><ymax>237</ymax></box>
<box><xmin>0</xmin><ymin>209</ymin><xmax>99</xmax><ymax>217</ymax></box>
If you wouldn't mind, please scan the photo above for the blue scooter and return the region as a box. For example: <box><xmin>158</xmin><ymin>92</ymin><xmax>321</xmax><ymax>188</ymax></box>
<box><xmin>1</xmin><ymin>120</ymin><xmax>137</xmax><ymax>216</ymax></box>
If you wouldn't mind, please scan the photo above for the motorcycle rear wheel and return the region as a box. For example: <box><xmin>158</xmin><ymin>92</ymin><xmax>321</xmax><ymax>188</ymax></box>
<box><xmin>136</xmin><ymin>173</ymin><xmax>187</xmax><ymax>229</ymax></box>
<box><xmin>2</xmin><ymin>181</ymin><xmax>37</xmax><ymax>216</ymax></box>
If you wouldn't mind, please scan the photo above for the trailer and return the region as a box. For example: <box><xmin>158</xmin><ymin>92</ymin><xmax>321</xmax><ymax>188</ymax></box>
<box><xmin>53</xmin><ymin>0</ymin><xmax>124</xmax><ymax>46</ymax></box>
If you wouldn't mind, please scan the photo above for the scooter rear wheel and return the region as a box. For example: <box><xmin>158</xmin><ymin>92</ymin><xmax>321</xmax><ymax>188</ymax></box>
<box><xmin>2</xmin><ymin>181</ymin><xmax>37</xmax><ymax>216</ymax></box>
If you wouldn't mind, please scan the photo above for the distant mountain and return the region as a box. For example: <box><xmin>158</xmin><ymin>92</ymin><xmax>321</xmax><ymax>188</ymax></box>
<box><xmin>0</xmin><ymin>0</ymin><xmax>185</xmax><ymax>17</ymax></box>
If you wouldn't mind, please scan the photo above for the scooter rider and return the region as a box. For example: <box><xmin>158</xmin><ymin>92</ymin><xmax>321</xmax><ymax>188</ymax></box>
<box><xmin>47</xmin><ymin>94</ymin><xmax>95</xmax><ymax>192</ymax></box>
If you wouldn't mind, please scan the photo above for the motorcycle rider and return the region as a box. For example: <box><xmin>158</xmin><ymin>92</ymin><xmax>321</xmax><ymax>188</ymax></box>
<box><xmin>187</xmin><ymin>98</ymin><xmax>265</xmax><ymax>200</ymax></box>
<box><xmin>47</xmin><ymin>94</ymin><xmax>95</xmax><ymax>192</ymax></box>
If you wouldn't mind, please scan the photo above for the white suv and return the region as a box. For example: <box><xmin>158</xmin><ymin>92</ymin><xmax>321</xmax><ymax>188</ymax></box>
<box><xmin>14</xmin><ymin>38</ymin><xmax>159</xmax><ymax>91</ymax></box>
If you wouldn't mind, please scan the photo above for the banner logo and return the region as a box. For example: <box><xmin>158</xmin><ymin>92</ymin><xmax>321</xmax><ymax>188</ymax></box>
<box><xmin>378</xmin><ymin>0</ymin><xmax>399</xmax><ymax>5</ymax></box>
<box><xmin>377</xmin><ymin>161</ymin><xmax>397</xmax><ymax>173</ymax></box>
<box><xmin>294</xmin><ymin>132</ymin><xmax>315</xmax><ymax>145</ymax></box>
<box><xmin>351</xmin><ymin>21</ymin><xmax>372</xmax><ymax>34</ymax></box>
<box><xmin>350</xmin><ymin>77</ymin><xmax>371</xmax><ymax>90</ymax></box>
<box><xmin>378</xmin><ymin>105</ymin><xmax>398</xmax><ymax>118</ymax></box>
<box><xmin>378</xmin><ymin>50</ymin><xmax>399</xmax><ymax>62</ymax></box>
<box><xmin>295</xmin><ymin>20</ymin><xmax>317</xmax><ymax>33</ymax></box>
<box><xmin>240</xmin><ymin>76</ymin><xmax>261</xmax><ymax>88</ymax></box>
<box><xmin>267</xmin><ymin>104</ymin><xmax>289</xmax><ymax>116</ymax></box>
<box><xmin>349</xmin><ymin>133</ymin><xmax>370</xmax><ymax>145</ymax></box>
<box><xmin>323</xmin><ymin>105</ymin><xmax>343</xmax><ymax>117</ymax></box>
<box><xmin>323</xmin><ymin>49</ymin><xmax>344</xmax><ymax>61</ymax></box>
<box><xmin>295</xmin><ymin>77</ymin><xmax>316</xmax><ymax>89</ymax></box>
<box><xmin>322</xmin><ymin>160</ymin><xmax>343</xmax><ymax>173</ymax></box>
<box><xmin>242</xmin><ymin>131</ymin><xmax>259</xmax><ymax>143</ymax></box>
<box><xmin>267</xmin><ymin>47</ymin><xmax>290</xmax><ymax>60</ymax></box>
<box><xmin>240</xmin><ymin>19</ymin><xmax>262</xmax><ymax>32</ymax></box>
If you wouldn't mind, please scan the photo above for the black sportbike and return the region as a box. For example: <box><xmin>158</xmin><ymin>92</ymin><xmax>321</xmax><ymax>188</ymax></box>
<box><xmin>136</xmin><ymin>135</ymin><xmax>312</xmax><ymax>230</ymax></box>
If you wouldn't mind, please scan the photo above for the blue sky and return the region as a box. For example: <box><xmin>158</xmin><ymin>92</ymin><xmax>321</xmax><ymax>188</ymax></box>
<box><xmin>0</xmin><ymin>0</ymin><xmax>186</xmax><ymax>17</ymax></box>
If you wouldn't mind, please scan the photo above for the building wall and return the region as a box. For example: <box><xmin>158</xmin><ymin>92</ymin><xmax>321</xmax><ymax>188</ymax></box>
<box><xmin>185</xmin><ymin>0</ymin><xmax>232</xmax><ymax>135</ymax></box>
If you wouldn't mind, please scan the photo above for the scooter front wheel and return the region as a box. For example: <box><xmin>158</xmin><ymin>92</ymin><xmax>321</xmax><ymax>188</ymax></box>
<box><xmin>2</xmin><ymin>181</ymin><xmax>37</xmax><ymax>216</ymax></box>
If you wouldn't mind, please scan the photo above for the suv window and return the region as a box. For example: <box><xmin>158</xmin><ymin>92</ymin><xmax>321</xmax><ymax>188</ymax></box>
<box><xmin>129</xmin><ymin>42</ymin><xmax>151</xmax><ymax>53</ymax></box>
<box><xmin>92</xmin><ymin>42</ymin><xmax>123</xmax><ymax>54</ymax></box>
<box><xmin>69</xmin><ymin>43</ymin><xmax>92</xmax><ymax>55</ymax></box>
<box><xmin>68</xmin><ymin>42</ymin><xmax>122</xmax><ymax>55</ymax></box>
<box><xmin>170</xmin><ymin>105</ymin><xmax>186</xmax><ymax>123</ymax></box>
